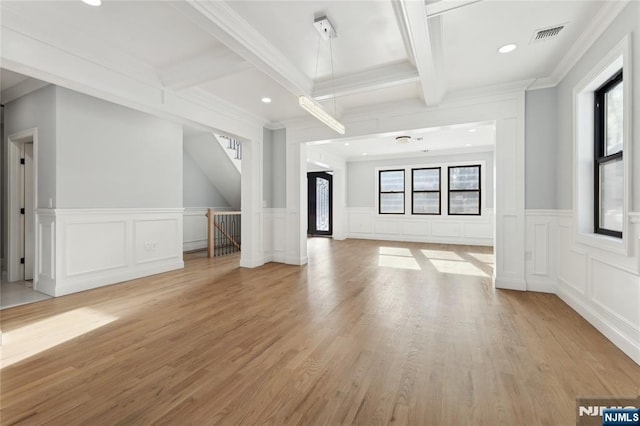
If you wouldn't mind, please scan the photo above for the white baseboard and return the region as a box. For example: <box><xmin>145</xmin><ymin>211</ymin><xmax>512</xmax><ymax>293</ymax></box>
<box><xmin>558</xmin><ymin>280</ymin><xmax>640</xmax><ymax>365</ymax></box>
<box><xmin>525</xmin><ymin>279</ymin><xmax>557</xmax><ymax>294</ymax></box>
<box><xmin>286</xmin><ymin>256</ymin><xmax>309</xmax><ymax>266</ymax></box>
<box><xmin>55</xmin><ymin>260</ymin><xmax>184</xmax><ymax>296</ymax></box>
<box><xmin>183</xmin><ymin>240</ymin><xmax>207</xmax><ymax>252</ymax></box>
<box><xmin>240</xmin><ymin>255</ymin><xmax>264</xmax><ymax>268</ymax></box>
<box><xmin>494</xmin><ymin>276</ymin><xmax>527</xmax><ymax>291</ymax></box>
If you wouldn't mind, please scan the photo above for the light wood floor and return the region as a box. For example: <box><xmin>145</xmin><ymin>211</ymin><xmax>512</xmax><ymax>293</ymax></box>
<box><xmin>1</xmin><ymin>238</ymin><xmax>638</xmax><ymax>425</ymax></box>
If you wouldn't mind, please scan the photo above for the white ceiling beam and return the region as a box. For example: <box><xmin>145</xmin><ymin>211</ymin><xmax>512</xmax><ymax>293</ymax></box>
<box><xmin>159</xmin><ymin>47</ymin><xmax>252</xmax><ymax>90</ymax></box>
<box><xmin>425</xmin><ymin>0</ymin><xmax>483</xmax><ymax>18</ymax></box>
<box><xmin>392</xmin><ymin>0</ymin><xmax>446</xmax><ymax>107</ymax></box>
<box><xmin>170</xmin><ymin>1</ymin><xmax>314</xmax><ymax>97</ymax></box>
<box><xmin>312</xmin><ymin>61</ymin><xmax>419</xmax><ymax>101</ymax></box>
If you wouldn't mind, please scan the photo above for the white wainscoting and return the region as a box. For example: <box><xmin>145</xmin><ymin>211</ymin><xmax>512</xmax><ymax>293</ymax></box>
<box><xmin>35</xmin><ymin>208</ymin><xmax>184</xmax><ymax>297</ymax></box>
<box><xmin>526</xmin><ymin>209</ymin><xmax>640</xmax><ymax>365</ymax></box>
<box><xmin>347</xmin><ymin>207</ymin><xmax>494</xmax><ymax>246</ymax></box>
<box><xmin>183</xmin><ymin>207</ymin><xmax>234</xmax><ymax>252</ymax></box>
<box><xmin>263</xmin><ymin>208</ymin><xmax>286</xmax><ymax>263</ymax></box>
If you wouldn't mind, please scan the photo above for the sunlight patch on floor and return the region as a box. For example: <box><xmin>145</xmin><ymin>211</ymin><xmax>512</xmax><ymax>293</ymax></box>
<box><xmin>1</xmin><ymin>308</ymin><xmax>118</xmax><ymax>368</ymax></box>
<box><xmin>466</xmin><ymin>252</ymin><xmax>494</xmax><ymax>264</ymax></box>
<box><xmin>429</xmin><ymin>259</ymin><xmax>489</xmax><ymax>277</ymax></box>
<box><xmin>420</xmin><ymin>249</ymin><xmax>464</xmax><ymax>261</ymax></box>
<box><xmin>378</xmin><ymin>247</ymin><xmax>421</xmax><ymax>270</ymax></box>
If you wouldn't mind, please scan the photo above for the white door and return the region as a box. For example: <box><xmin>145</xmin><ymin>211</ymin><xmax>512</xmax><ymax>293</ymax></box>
<box><xmin>23</xmin><ymin>143</ymin><xmax>35</xmax><ymax>281</ymax></box>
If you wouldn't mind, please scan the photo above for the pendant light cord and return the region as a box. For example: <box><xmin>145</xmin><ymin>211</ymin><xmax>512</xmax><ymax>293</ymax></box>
<box><xmin>313</xmin><ymin>33</ymin><xmax>321</xmax><ymax>92</ymax></box>
<box><xmin>329</xmin><ymin>35</ymin><xmax>337</xmax><ymax>118</ymax></box>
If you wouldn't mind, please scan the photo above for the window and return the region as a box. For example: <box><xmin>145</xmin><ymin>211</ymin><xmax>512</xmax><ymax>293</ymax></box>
<box><xmin>412</xmin><ymin>168</ymin><xmax>440</xmax><ymax>215</ymax></box>
<box><xmin>594</xmin><ymin>70</ymin><xmax>623</xmax><ymax>238</ymax></box>
<box><xmin>448</xmin><ymin>165</ymin><xmax>481</xmax><ymax>215</ymax></box>
<box><xmin>379</xmin><ymin>170</ymin><xmax>405</xmax><ymax>214</ymax></box>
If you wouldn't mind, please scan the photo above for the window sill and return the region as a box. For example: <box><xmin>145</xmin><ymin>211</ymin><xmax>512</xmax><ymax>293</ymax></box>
<box><xmin>574</xmin><ymin>230</ymin><xmax>629</xmax><ymax>256</ymax></box>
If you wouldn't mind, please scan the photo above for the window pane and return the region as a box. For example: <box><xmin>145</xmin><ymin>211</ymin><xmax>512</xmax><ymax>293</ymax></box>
<box><xmin>380</xmin><ymin>170</ymin><xmax>404</xmax><ymax>192</ymax></box>
<box><xmin>413</xmin><ymin>169</ymin><xmax>439</xmax><ymax>191</ymax></box>
<box><xmin>599</xmin><ymin>157</ymin><xmax>623</xmax><ymax>232</ymax></box>
<box><xmin>449</xmin><ymin>166</ymin><xmax>479</xmax><ymax>190</ymax></box>
<box><xmin>316</xmin><ymin>177</ymin><xmax>329</xmax><ymax>231</ymax></box>
<box><xmin>413</xmin><ymin>192</ymin><xmax>439</xmax><ymax>214</ymax></box>
<box><xmin>380</xmin><ymin>193</ymin><xmax>404</xmax><ymax>214</ymax></box>
<box><xmin>605</xmin><ymin>81</ymin><xmax>623</xmax><ymax>156</ymax></box>
<box><xmin>449</xmin><ymin>191</ymin><xmax>480</xmax><ymax>214</ymax></box>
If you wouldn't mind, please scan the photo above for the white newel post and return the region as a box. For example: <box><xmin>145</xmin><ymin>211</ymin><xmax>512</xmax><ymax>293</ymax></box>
<box><xmin>285</xmin><ymin>142</ymin><xmax>308</xmax><ymax>265</ymax></box>
<box><xmin>240</xmin><ymin>137</ymin><xmax>264</xmax><ymax>268</ymax></box>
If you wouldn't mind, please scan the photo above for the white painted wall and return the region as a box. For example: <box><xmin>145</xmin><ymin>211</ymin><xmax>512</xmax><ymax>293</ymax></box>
<box><xmin>3</xmin><ymin>85</ymin><xmax>56</xmax><ymax>209</ymax></box>
<box><xmin>56</xmin><ymin>87</ymin><xmax>182</xmax><ymax>208</ymax></box>
<box><xmin>347</xmin><ymin>150</ymin><xmax>494</xmax><ymax>208</ymax></box>
<box><xmin>183</xmin><ymin>149</ymin><xmax>230</xmax><ymax>208</ymax></box>
<box><xmin>345</xmin><ymin>151</ymin><xmax>494</xmax><ymax>246</ymax></box>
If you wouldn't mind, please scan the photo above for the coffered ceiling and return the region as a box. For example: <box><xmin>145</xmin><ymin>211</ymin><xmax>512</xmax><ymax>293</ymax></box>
<box><xmin>0</xmin><ymin>0</ymin><xmax>623</xmax><ymax>133</ymax></box>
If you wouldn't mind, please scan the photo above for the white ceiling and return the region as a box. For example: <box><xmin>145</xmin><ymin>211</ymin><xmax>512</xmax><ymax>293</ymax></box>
<box><xmin>310</xmin><ymin>121</ymin><xmax>495</xmax><ymax>161</ymax></box>
<box><xmin>227</xmin><ymin>1</ymin><xmax>408</xmax><ymax>80</ymax></box>
<box><xmin>0</xmin><ymin>0</ymin><xmax>612</xmax><ymax>143</ymax></box>
<box><xmin>442</xmin><ymin>0</ymin><xmax>605</xmax><ymax>92</ymax></box>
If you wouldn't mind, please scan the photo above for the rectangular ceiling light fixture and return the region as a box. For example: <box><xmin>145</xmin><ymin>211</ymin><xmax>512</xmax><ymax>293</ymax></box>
<box><xmin>299</xmin><ymin>95</ymin><xmax>345</xmax><ymax>135</ymax></box>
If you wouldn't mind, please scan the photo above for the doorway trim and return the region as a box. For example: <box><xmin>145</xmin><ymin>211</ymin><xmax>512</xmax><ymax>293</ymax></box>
<box><xmin>7</xmin><ymin>128</ymin><xmax>38</xmax><ymax>286</ymax></box>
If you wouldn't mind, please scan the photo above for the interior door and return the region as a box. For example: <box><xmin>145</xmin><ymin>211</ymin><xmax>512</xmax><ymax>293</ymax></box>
<box><xmin>23</xmin><ymin>143</ymin><xmax>35</xmax><ymax>281</ymax></box>
<box><xmin>307</xmin><ymin>172</ymin><xmax>333</xmax><ymax>236</ymax></box>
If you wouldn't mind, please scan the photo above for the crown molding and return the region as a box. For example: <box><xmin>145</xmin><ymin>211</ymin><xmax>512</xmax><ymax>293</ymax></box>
<box><xmin>528</xmin><ymin>0</ymin><xmax>631</xmax><ymax>91</ymax></box>
<box><xmin>444</xmin><ymin>79</ymin><xmax>535</xmax><ymax>102</ymax></box>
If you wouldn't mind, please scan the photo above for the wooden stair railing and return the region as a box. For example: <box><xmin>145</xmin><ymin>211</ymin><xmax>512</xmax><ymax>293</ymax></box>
<box><xmin>207</xmin><ymin>209</ymin><xmax>241</xmax><ymax>258</ymax></box>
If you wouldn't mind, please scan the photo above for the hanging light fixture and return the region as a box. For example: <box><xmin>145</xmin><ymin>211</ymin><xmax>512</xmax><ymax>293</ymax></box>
<box><xmin>299</xmin><ymin>15</ymin><xmax>345</xmax><ymax>135</ymax></box>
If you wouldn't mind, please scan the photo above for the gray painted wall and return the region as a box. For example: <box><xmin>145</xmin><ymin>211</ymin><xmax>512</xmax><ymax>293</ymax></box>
<box><xmin>555</xmin><ymin>1</ymin><xmax>640</xmax><ymax>211</ymax></box>
<box><xmin>525</xmin><ymin>88</ymin><xmax>557</xmax><ymax>209</ymax></box>
<box><xmin>56</xmin><ymin>87</ymin><xmax>183</xmax><ymax>208</ymax></box>
<box><xmin>263</xmin><ymin>127</ymin><xmax>273</xmax><ymax>208</ymax></box>
<box><xmin>272</xmin><ymin>128</ymin><xmax>286</xmax><ymax>208</ymax></box>
<box><xmin>183</xmin><ymin>149</ymin><xmax>231</xmax><ymax>208</ymax></box>
<box><xmin>347</xmin><ymin>151</ymin><xmax>494</xmax><ymax>207</ymax></box>
<box><xmin>4</xmin><ymin>85</ymin><xmax>57</xmax><ymax>209</ymax></box>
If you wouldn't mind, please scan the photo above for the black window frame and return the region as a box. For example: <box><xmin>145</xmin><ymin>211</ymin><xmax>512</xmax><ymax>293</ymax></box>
<box><xmin>411</xmin><ymin>167</ymin><xmax>441</xmax><ymax>215</ymax></box>
<box><xmin>594</xmin><ymin>69</ymin><xmax>623</xmax><ymax>238</ymax></box>
<box><xmin>378</xmin><ymin>169</ymin><xmax>405</xmax><ymax>215</ymax></box>
<box><xmin>447</xmin><ymin>165</ymin><xmax>481</xmax><ymax>216</ymax></box>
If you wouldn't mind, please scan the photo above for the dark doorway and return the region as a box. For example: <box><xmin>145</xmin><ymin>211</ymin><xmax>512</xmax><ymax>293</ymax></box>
<box><xmin>307</xmin><ymin>172</ymin><xmax>333</xmax><ymax>236</ymax></box>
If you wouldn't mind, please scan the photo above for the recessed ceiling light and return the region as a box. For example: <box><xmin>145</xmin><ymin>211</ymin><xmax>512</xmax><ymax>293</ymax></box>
<box><xmin>362</xmin><ymin>153</ymin><xmax>367</xmax><ymax>156</ymax></box>
<box><xmin>261</xmin><ymin>97</ymin><xmax>272</xmax><ymax>104</ymax></box>
<box><xmin>498</xmin><ymin>44</ymin><xmax>517</xmax><ymax>54</ymax></box>
<box><xmin>468</xmin><ymin>129</ymin><xmax>477</xmax><ymax>133</ymax></box>
<box><xmin>344</xmin><ymin>142</ymin><xmax>350</xmax><ymax>146</ymax></box>
<box><xmin>466</xmin><ymin>144</ymin><xmax>472</xmax><ymax>147</ymax></box>
<box><xmin>82</xmin><ymin>0</ymin><xmax>101</xmax><ymax>6</ymax></box>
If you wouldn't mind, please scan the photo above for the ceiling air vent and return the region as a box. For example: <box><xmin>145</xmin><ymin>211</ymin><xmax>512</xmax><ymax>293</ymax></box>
<box><xmin>530</xmin><ymin>25</ymin><xmax>565</xmax><ymax>43</ymax></box>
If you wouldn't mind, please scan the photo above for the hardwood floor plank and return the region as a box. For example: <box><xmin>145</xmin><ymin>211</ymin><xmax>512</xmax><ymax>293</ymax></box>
<box><xmin>1</xmin><ymin>238</ymin><xmax>638</xmax><ymax>425</ymax></box>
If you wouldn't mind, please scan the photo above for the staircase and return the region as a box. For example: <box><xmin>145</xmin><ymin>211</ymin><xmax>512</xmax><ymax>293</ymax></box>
<box><xmin>214</xmin><ymin>134</ymin><xmax>242</xmax><ymax>172</ymax></box>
